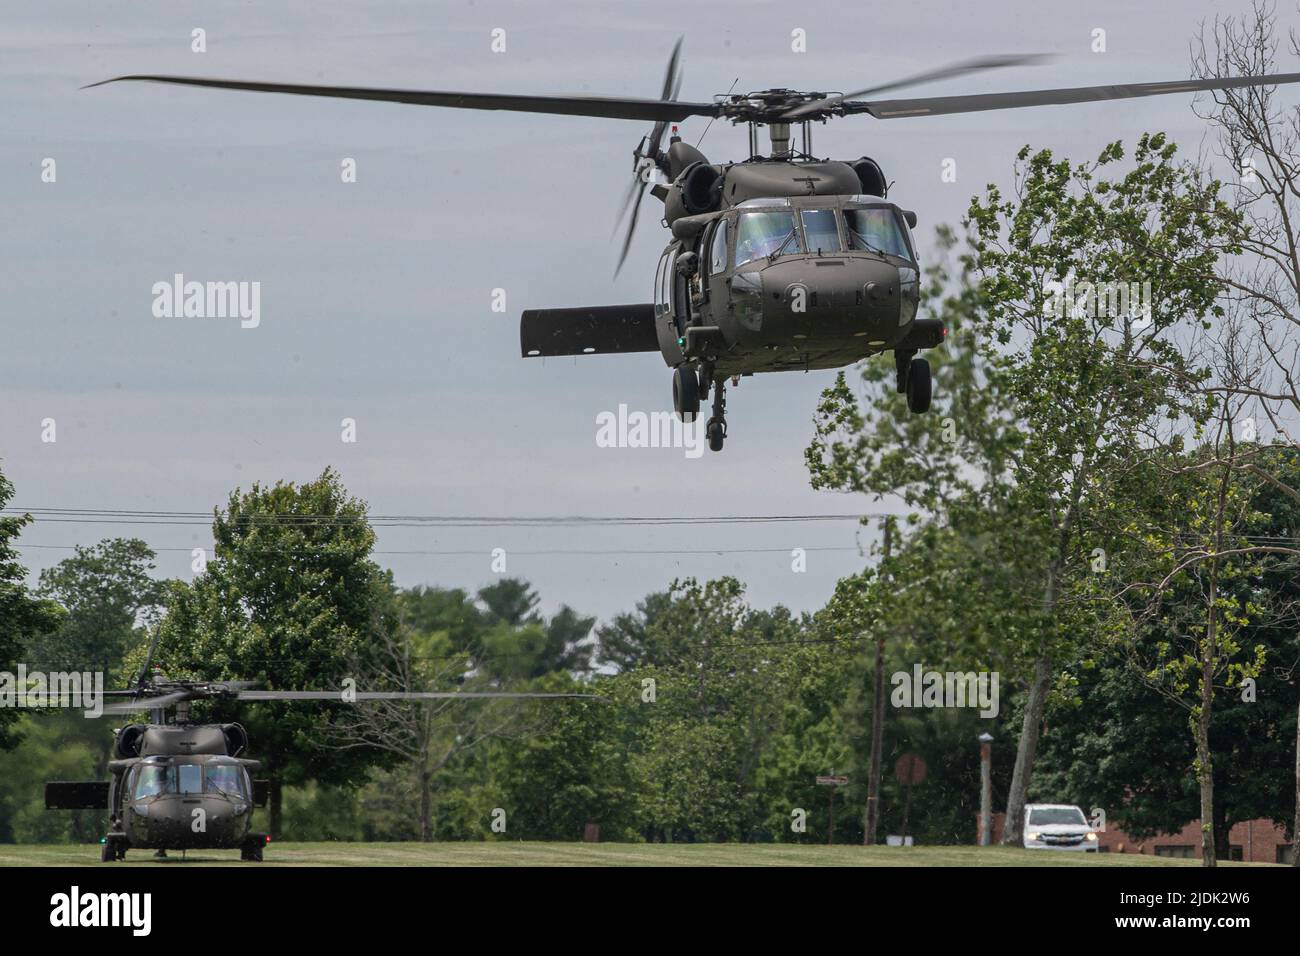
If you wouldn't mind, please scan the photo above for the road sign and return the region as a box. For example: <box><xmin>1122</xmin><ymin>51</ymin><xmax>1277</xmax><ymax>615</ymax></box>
<box><xmin>894</xmin><ymin>754</ymin><xmax>927</xmax><ymax>786</ymax></box>
<box><xmin>816</xmin><ymin>775</ymin><xmax>850</xmax><ymax>786</ymax></box>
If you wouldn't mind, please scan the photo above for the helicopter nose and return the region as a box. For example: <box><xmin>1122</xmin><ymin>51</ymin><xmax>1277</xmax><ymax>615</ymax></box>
<box><xmin>756</xmin><ymin>256</ymin><xmax>902</xmax><ymax>343</ymax></box>
<box><xmin>130</xmin><ymin>794</ymin><xmax>250</xmax><ymax>848</ymax></box>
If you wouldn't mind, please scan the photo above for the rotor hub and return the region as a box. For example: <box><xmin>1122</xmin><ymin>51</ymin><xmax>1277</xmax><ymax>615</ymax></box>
<box><xmin>718</xmin><ymin>89</ymin><xmax>842</xmax><ymax>124</ymax></box>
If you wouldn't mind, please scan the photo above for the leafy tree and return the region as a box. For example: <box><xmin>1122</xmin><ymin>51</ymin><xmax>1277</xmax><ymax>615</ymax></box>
<box><xmin>963</xmin><ymin>133</ymin><xmax>1239</xmax><ymax>845</ymax></box>
<box><xmin>30</xmin><ymin>538</ymin><xmax>167</xmax><ymax>678</ymax></box>
<box><xmin>0</xmin><ymin>467</ymin><xmax>61</xmax><ymax>753</ymax></box>
<box><xmin>399</xmin><ymin>585</ymin><xmax>489</xmax><ymax>650</ymax></box>
<box><xmin>330</xmin><ymin>622</ymin><xmax>543</xmax><ymax>841</ymax></box>
<box><xmin>595</xmin><ymin>590</ymin><xmax>682</xmax><ymax>672</ymax></box>
<box><xmin>1188</xmin><ymin>6</ymin><xmax>1300</xmax><ymax>862</ymax></box>
<box><xmin>4</xmin><ymin>538</ymin><xmax>168</xmax><ymax>843</ymax></box>
<box><xmin>477</xmin><ymin>578</ymin><xmax>539</xmax><ymax>628</ymax></box>
<box><xmin>810</xmin><ymin>135</ymin><xmax>1235</xmax><ymax>847</ymax></box>
<box><xmin>1067</xmin><ymin>440</ymin><xmax>1300</xmax><ymax>862</ymax></box>
<box><xmin>476</xmin><ymin>579</ymin><xmax>595</xmax><ymax>679</ymax></box>
<box><xmin>153</xmin><ymin>468</ymin><xmax>398</xmax><ymax>836</ymax></box>
<box><xmin>489</xmin><ymin>673</ymin><xmax>638</xmax><ymax>841</ymax></box>
<box><xmin>0</xmin><ymin>714</ymin><xmax>103</xmax><ymax>844</ymax></box>
<box><xmin>611</xmin><ymin>579</ymin><xmax>822</xmax><ymax>842</ymax></box>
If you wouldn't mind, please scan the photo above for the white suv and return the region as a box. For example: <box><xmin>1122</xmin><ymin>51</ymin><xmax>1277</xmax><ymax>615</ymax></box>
<box><xmin>1023</xmin><ymin>804</ymin><xmax>1099</xmax><ymax>852</ymax></box>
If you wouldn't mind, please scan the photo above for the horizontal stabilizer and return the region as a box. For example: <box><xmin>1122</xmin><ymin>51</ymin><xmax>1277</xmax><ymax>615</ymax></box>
<box><xmin>521</xmin><ymin>304</ymin><xmax>659</xmax><ymax>357</ymax></box>
<box><xmin>45</xmin><ymin>781</ymin><xmax>109</xmax><ymax>810</ymax></box>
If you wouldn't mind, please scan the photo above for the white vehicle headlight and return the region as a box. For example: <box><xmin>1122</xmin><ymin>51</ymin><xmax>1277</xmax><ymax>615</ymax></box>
<box><xmin>1026</xmin><ymin>832</ymin><xmax>1040</xmax><ymax>841</ymax></box>
<box><xmin>1086</xmin><ymin>832</ymin><xmax>1098</xmax><ymax>841</ymax></box>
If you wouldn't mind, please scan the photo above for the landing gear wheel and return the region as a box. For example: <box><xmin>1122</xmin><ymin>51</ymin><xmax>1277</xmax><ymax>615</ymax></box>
<box><xmin>101</xmin><ymin>835</ymin><xmax>126</xmax><ymax>861</ymax></box>
<box><xmin>673</xmin><ymin>366</ymin><xmax>700</xmax><ymax>421</ymax></box>
<box><xmin>706</xmin><ymin>419</ymin><xmax>726</xmax><ymax>452</ymax></box>
<box><xmin>241</xmin><ymin>834</ymin><xmax>265</xmax><ymax>862</ymax></box>
<box><xmin>705</xmin><ymin>375</ymin><xmax>728</xmax><ymax>452</ymax></box>
<box><xmin>906</xmin><ymin>358</ymin><xmax>932</xmax><ymax>413</ymax></box>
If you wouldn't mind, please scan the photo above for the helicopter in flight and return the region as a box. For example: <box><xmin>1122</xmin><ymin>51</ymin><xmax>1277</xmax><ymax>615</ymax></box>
<box><xmin>89</xmin><ymin>44</ymin><xmax>1300</xmax><ymax>451</ymax></box>
<box><xmin>45</xmin><ymin>637</ymin><xmax>599</xmax><ymax>861</ymax></box>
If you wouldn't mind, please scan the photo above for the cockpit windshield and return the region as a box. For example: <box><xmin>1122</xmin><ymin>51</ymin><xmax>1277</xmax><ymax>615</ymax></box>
<box><xmin>130</xmin><ymin>761</ymin><xmax>248</xmax><ymax>799</ymax></box>
<box><xmin>734</xmin><ymin>210</ymin><xmax>802</xmax><ymax>268</ymax></box>
<box><xmin>844</xmin><ymin>207</ymin><xmax>913</xmax><ymax>260</ymax></box>
<box><xmin>205</xmin><ymin>764</ymin><xmax>247</xmax><ymax>798</ymax></box>
<box><xmin>133</xmin><ymin>764</ymin><xmax>174</xmax><ymax>799</ymax></box>
<box><xmin>801</xmin><ymin>209</ymin><xmax>841</xmax><ymax>254</ymax></box>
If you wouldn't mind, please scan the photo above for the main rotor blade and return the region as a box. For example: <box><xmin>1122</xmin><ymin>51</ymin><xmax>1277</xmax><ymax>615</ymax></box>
<box><xmin>85</xmin><ymin>75</ymin><xmax>718</xmax><ymax>123</ymax></box>
<box><xmin>661</xmin><ymin>36</ymin><xmax>684</xmax><ymax>102</ymax></box>
<box><xmin>101</xmin><ymin>690</ymin><xmax>192</xmax><ymax>715</ymax></box>
<box><xmin>643</xmin><ymin>38</ymin><xmax>684</xmax><ymax>158</ymax></box>
<box><xmin>784</xmin><ymin>53</ymin><xmax>1052</xmax><ymax>118</ymax></box>
<box><xmin>614</xmin><ymin>180</ymin><xmax>648</xmax><ymax>277</ymax></box>
<box><xmin>853</xmin><ymin>71</ymin><xmax>1300</xmax><ymax>119</ymax></box>
<box><xmin>234</xmin><ymin>690</ymin><xmax>606</xmax><ymax>701</ymax></box>
<box><xmin>134</xmin><ymin>631</ymin><xmax>161</xmax><ymax>691</ymax></box>
<box><xmin>614</xmin><ymin>158</ymin><xmax>647</xmax><ymax>233</ymax></box>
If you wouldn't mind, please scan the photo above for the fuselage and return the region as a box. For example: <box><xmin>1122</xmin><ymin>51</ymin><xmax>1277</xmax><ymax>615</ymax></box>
<box><xmin>111</xmin><ymin>754</ymin><xmax>255</xmax><ymax>849</ymax></box>
<box><xmin>653</xmin><ymin>192</ymin><xmax>926</xmax><ymax>377</ymax></box>
<box><xmin>106</xmin><ymin>722</ymin><xmax>261</xmax><ymax>851</ymax></box>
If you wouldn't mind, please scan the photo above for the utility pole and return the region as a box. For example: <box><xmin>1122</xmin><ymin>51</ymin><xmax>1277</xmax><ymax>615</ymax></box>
<box><xmin>864</xmin><ymin>516</ymin><xmax>892</xmax><ymax>845</ymax></box>
<box><xmin>978</xmin><ymin>733</ymin><xmax>993</xmax><ymax>846</ymax></box>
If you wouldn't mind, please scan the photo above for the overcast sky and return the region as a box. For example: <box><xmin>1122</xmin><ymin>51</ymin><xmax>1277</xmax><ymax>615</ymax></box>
<box><xmin>2</xmin><ymin>0</ymin><xmax>1292</xmax><ymax>624</ymax></box>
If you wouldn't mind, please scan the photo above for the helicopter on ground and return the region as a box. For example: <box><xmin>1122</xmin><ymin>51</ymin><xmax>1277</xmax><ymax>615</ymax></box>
<box><xmin>88</xmin><ymin>44</ymin><xmax>1300</xmax><ymax>451</ymax></box>
<box><xmin>45</xmin><ymin>638</ymin><xmax>599</xmax><ymax>861</ymax></box>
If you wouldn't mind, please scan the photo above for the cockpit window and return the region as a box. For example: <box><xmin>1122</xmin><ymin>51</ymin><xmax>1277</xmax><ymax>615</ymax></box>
<box><xmin>133</xmin><ymin>764</ymin><xmax>174</xmax><ymax>799</ymax></box>
<box><xmin>734</xmin><ymin>211</ymin><xmax>801</xmax><ymax>268</ymax></box>
<box><xmin>178</xmin><ymin>764</ymin><xmax>203</xmax><ymax>794</ymax></box>
<box><xmin>844</xmin><ymin>207</ymin><xmax>913</xmax><ymax>260</ymax></box>
<box><xmin>801</xmin><ymin>209</ymin><xmax>841</xmax><ymax>254</ymax></box>
<box><xmin>709</xmin><ymin>220</ymin><xmax>729</xmax><ymax>274</ymax></box>
<box><xmin>205</xmin><ymin>764</ymin><xmax>247</xmax><ymax>798</ymax></box>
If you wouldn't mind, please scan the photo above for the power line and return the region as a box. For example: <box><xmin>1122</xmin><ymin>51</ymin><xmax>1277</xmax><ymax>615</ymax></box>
<box><xmin>3</xmin><ymin>507</ymin><xmax>882</xmax><ymax>528</ymax></box>
<box><xmin>14</xmin><ymin>543</ymin><xmax>866</xmax><ymax>558</ymax></box>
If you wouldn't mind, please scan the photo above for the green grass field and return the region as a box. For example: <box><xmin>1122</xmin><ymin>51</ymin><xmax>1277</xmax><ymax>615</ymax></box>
<box><xmin>0</xmin><ymin>842</ymin><xmax>1277</xmax><ymax>867</ymax></box>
